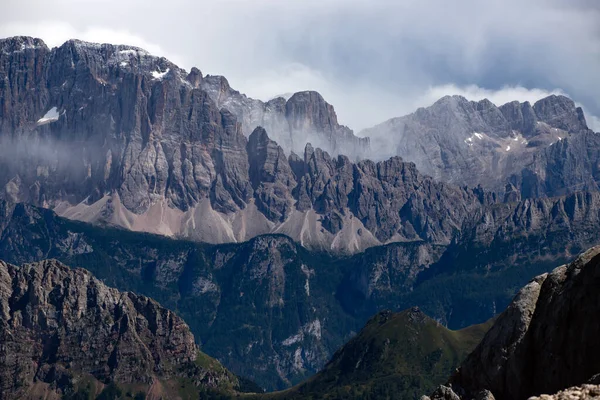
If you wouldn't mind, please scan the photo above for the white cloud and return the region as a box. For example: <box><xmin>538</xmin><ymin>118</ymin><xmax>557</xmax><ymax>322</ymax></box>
<box><xmin>0</xmin><ymin>21</ymin><xmax>185</xmax><ymax>67</ymax></box>
<box><xmin>587</xmin><ymin>114</ymin><xmax>600</xmax><ymax>133</ymax></box>
<box><xmin>234</xmin><ymin>63</ymin><xmax>331</xmax><ymax>103</ymax></box>
<box><xmin>1</xmin><ymin>0</ymin><xmax>598</xmax><ymax>135</ymax></box>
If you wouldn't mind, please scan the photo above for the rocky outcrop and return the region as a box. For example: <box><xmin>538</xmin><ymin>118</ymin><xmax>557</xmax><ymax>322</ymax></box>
<box><xmin>247</xmin><ymin>127</ymin><xmax>296</xmax><ymax>221</ymax></box>
<box><xmin>201</xmin><ymin>75</ymin><xmax>369</xmax><ymax>158</ymax></box>
<box><xmin>362</xmin><ymin>94</ymin><xmax>596</xmax><ymax>196</ymax></box>
<box><xmin>509</xmin><ymin>130</ymin><xmax>600</xmax><ymax>198</ymax></box>
<box><xmin>423</xmin><ymin>246</ymin><xmax>600</xmax><ymax>400</ymax></box>
<box><xmin>529</xmin><ymin>385</ymin><xmax>600</xmax><ymax>400</ymax></box>
<box><xmin>0</xmin><ymin>258</ymin><xmax>238</xmax><ymax>399</ymax></box>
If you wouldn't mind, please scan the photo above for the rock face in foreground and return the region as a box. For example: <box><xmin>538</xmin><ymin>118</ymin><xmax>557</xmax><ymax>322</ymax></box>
<box><xmin>529</xmin><ymin>385</ymin><xmax>600</xmax><ymax>400</ymax></box>
<box><xmin>424</xmin><ymin>246</ymin><xmax>600</xmax><ymax>400</ymax></box>
<box><xmin>0</xmin><ymin>259</ymin><xmax>238</xmax><ymax>399</ymax></box>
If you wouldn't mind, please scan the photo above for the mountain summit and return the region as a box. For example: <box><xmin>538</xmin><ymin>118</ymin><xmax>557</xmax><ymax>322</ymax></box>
<box><xmin>201</xmin><ymin>75</ymin><xmax>369</xmax><ymax>157</ymax></box>
<box><xmin>0</xmin><ymin>258</ymin><xmax>241</xmax><ymax>399</ymax></box>
<box><xmin>2</xmin><ymin>35</ymin><xmax>600</xmax><ymax>255</ymax></box>
<box><xmin>363</xmin><ymin>94</ymin><xmax>597</xmax><ymax>196</ymax></box>
<box><xmin>424</xmin><ymin>246</ymin><xmax>600</xmax><ymax>400</ymax></box>
<box><xmin>0</xmin><ymin>36</ymin><xmax>497</xmax><ymax>253</ymax></box>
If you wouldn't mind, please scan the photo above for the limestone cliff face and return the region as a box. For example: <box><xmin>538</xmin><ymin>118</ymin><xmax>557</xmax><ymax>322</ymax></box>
<box><xmin>423</xmin><ymin>246</ymin><xmax>600</xmax><ymax>400</ymax></box>
<box><xmin>247</xmin><ymin>127</ymin><xmax>297</xmax><ymax>222</ymax></box>
<box><xmin>363</xmin><ymin>94</ymin><xmax>596</xmax><ymax>197</ymax></box>
<box><xmin>528</xmin><ymin>385</ymin><xmax>600</xmax><ymax>400</ymax></box>
<box><xmin>0</xmin><ymin>36</ymin><xmax>492</xmax><ymax>254</ymax></box>
<box><xmin>0</xmin><ymin>258</ymin><xmax>238</xmax><ymax>399</ymax></box>
<box><xmin>201</xmin><ymin>75</ymin><xmax>369</xmax><ymax>158</ymax></box>
<box><xmin>0</xmin><ymin>36</ymin><xmax>252</xmax><ymax>217</ymax></box>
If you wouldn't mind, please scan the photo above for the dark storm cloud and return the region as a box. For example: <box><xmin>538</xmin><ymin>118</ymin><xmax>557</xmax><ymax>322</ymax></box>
<box><xmin>1</xmin><ymin>0</ymin><xmax>599</xmax><ymax>131</ymax></box>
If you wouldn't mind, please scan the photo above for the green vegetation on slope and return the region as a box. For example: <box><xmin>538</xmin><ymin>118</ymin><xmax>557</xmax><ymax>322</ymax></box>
<box><xmin>257</xmin><ymin>308</ymin><xmax>492</xmax><ymax>400</ymax></box>
<box><xmin>0</xmin><ymin>201</ymin><xmax>573</xmax><ymax>390</ymax></box>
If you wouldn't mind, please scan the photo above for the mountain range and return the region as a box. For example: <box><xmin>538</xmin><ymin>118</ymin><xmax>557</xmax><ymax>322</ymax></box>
<box><xmin>363</xmin><ymin>93</ymin><xmax>600</xmax><ymax>197</ymax></box>
<box><xmin>0</xmin><ymin>195</ymin><xmax>597</xmax><ymax>390</ymax></box>
<box><xmin>4</xmin><ymin>242</ymin><xmax>600</xmax><ymax>399</ymax></box>
<box><xmin>2</xmin><ymin>34</ymin><xmax>600</xmax><ymax>399</ymax></box>
<box><xmin>2</xmin><ymin>36</ymin><xmax>599</xmax><ymax>255</ymax></box>
<box><xmin>267</xmin><ymin>308</ymin><xmax>492</xmax><ymax>399</ymax></box>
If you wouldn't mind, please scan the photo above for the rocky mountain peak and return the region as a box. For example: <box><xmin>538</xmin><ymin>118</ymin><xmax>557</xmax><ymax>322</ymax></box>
<box><xmin>247</xmin><ymin>127</ymin><xmax>296</xmax><ymax>221</ymax></box>
<box><xmin>363</xmin><ymin>93</ymin><xmax>595</xmax><ymax>195</ymax></box>
<box><xmin>285</xmin><ymin>90</ymin><xmax>340</xmax><ymax>132</ymax></box>
<box><xmin>50</xmin><ymin>38</ymin><xmax>181</xmax><ymax>83</ymax></box>
<box><xmin>200</xmin><ymin>75</ymin><xmax>369</xmax><ymax>157</ymax></box>
<box><xmin>202</xmin><ymin>74</ymin><xmax>237</xmax><ymax>106</ymax></box>
<box><xmin>248</xmin><ymin>125</ymin><xmax>271</xmax><ymax>145</ymax></box>
<box><xmin>186</xmin><ymin>66</ymin><xmax>203</xmax><ymax>87</ymax></box>
<box><xmin>247</xmin><ymin>126</ymin><xmax>295</xmax><ymax>186</ymax></box>
<box><xmin>498</xmin><ymin>99</ymin><xmax>538</xmax><ymax>135</ymax></box>
<box><xmin>407</xmin><ymin>306</ymin><xmax>427</xmax><ymax>324</ymax></box>
<box><xmin>286</xmin><ymin>306</ymin><xmax>491</xmax><ymax>399</ymax></box>
<box><xmin>303</xmin><ymin>142</ymin><xmax>315</xmax><ymax>162</ymax></box>
<box><xmin>431</xmin><ymin>94</ymin><xmax>470</xmax><ymax>108</ymax></box>
<box><xmin>425</xmin><ymin>245</ymin><xmax>600</xmax><ymax>400</ymax></box>
<box><xmin>533</xmin><ymin>94</ymin><xmax>588</xmax><ymax>132</ymax></box>
<box><xmin>0</xmin><ymin>258</ymin><xmax>239</xmax><ymax>398</ymax></box>
<box><xmin>0</xmin><ymin>36</ymin><xmax>48</xmax><ymax>53</ymax></box>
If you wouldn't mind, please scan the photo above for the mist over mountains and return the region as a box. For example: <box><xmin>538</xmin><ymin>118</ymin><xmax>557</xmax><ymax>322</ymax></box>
<box><xmin>2</xmin><ymin>35</ymin><xmax>600</xmax><ymax>255</ymax></box>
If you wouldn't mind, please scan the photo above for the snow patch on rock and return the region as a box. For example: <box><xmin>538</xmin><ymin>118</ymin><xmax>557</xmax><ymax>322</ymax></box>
<box><xmin>37</xmin><ymin>107</ymin><xmax>60</xmax><ymax>125</ymax></box>
<box><xmin>118</xmin><ymin>49</ymin><xmax>139</xmax><ymax>56</ymax></box>
<box><xmin>152</xmin><ymin>68</ymin><xmax>170</xmax><ymax>80</ymax></box>
<box><xmin>465</xmin><ymin>132</ymin><xmax>485</xmax><ymax>146</ymax></box>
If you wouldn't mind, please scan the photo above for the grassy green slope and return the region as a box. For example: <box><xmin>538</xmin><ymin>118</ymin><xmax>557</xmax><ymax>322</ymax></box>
<box><xmin>259</xmin><ymin>308</ymin><xmax>492</xmax><ymax>400</ymax></box>
<box><xmin>0</xmin><ymin>201</ymin><xmax>567</xmax><ymax>390</ymax></box>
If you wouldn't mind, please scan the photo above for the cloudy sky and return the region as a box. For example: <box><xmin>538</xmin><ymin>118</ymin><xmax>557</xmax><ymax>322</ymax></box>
<box><xmin>2</xmin><ymin>0</ymin><xmax>599</xmax><ymax>132</ymax></box>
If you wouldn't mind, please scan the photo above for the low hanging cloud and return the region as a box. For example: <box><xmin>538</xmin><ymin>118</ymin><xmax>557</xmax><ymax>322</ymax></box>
<box><xmin>0</xmin><ymin>21</ymin><xmax>185</xmax><ymax>67</ymax></box>
<box><xmin>1</xmin><ymin>0</ymin><xmax>599</xmax><ymax>134</ymax></box>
